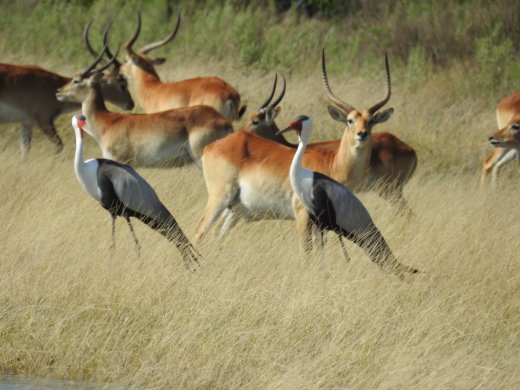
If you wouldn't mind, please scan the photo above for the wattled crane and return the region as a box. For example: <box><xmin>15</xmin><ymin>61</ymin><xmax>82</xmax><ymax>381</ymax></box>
<box><xmin>278</xmin><ymin>115</ymin><xmax>419</xmax><ymax>278</ymax></box>
<box><xmin>71</xmin><ymin>113</ymin><xmax>201</xmax><ymax>271</ymax></box>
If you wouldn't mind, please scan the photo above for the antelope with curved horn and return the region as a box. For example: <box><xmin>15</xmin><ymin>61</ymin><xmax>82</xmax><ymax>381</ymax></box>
<box><xmin>193</xmin><ymin>51</ymin><xmax>395</xmax><ymax>252</ymax></box>
<box><xmin>56</xmin><ymin>47</ymin><xmax>233</xmax><ymax>168</ymax></box>
<box><xmin>0</xmin><ymin>41</ymin><xmax>133</xmax><ymax>159</ymax></box>
<box><xmin>119</xmin><ymin>12</ymin><xmax>246</xmax><ymax>121</ymax></box>
<box><xmin>83</xmin><ymin>20</ymin><xmax>131</xmax><ymax>99</ymax></box>
<box><xmin>244</xmin><ymin>72</ymin><xmax>417</xmax><ymax>215</ymax></box>
<box><xmin>481</xmin><ymin>90</ymin><xmax>520</xmax><ymax>187</ymax></box>
<box><xmin>242</xmin><ymin>73</ymin><xmax>290</xmax><ymax>146</ymax></box>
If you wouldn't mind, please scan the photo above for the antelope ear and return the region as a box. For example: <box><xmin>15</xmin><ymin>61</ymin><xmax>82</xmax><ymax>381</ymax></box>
<box><xmin>150</xmin><ymin>57</ymin><xmax>166</xmax><ymax>65</ymax></box>
<box><xmin>327</xmin><ymin>105</ymin><xmax>348</xmax><ymax>123</ymax></box>
<box><xmin>371</xmin><ymin>108</ymin><xmax>394</xmax><ymax>124</ymax></box>
<box><xmin>128</xmin><ymin>52</ymin><xmax>141</xmax><ymax>64</ymax></box>
<box><xmin>238</xmin><ymin>104</ymin><xmax>247</xmax><ymax>119</ymax></box>
<box><xmin>270</xmin><ymin>106</ymin><xmax>282</xmax><ymax>119</ymax></box>
<box><xmin>87</xmin><ymin>73</ymin><xmax>101</xmax><ymax>87</ymax></box>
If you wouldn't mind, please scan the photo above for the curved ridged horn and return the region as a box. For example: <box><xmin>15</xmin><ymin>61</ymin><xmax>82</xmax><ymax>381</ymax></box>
<box><xmin>321</xmin><ymin>48</ymin><xmax>356</xmax><ymax>113</ymax></box>
<box><xmin>269</xmin><ymin>73</ymin><xmax>286</xmax><ymax>109</ymax></box>
<box><xmin>367</xmin><ymin>52</ymin><xmax>391</xmax><ymax>115</ymax></box>
<box><xmin>96</xmin><ymin>45</ymin><xmax>121</xmax><ymax>74</ymax></box>
<box><xmin>102</xmin><ymin>22</ymin><xmax>122</xmax><ymax>68</ymax></box>
<box><xmin>259</xmin><ymin>73</ymin><xmax>278</xmax><ymax>110</ymax></box>
<box><xmin>83</xmin><ymin>21</ymin><xmax>100</xmax><ymax>59</ymax></box>
<box><xmin>80</xmin><ymin>43</ymin><xmax>109</xmax><ymax>78</ymax></box>
<box><xmin>138</xmin><ymin>12</ymin><xmax>181</xmax><ymax>54</ymax></box>
<box><xmin>125</xmin><ymin>12</ymin><xmax>141</xmax><ymax>55</ymax></box>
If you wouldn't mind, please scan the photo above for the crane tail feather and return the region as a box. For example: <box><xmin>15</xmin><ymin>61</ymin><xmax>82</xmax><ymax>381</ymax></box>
<box><xmin>138</xmin><ymin>213</ymin><xmax>203</xmax><ymax>270</ymax></box>
<box><xmin>168</xmin><ymin>227</ymin><xmax>202</xmax><ymax>271</ymax></box>
<box><xmin>352</xmin><ymin>226</ymin><xmax>420</xmax><ymax>278</ymax></box>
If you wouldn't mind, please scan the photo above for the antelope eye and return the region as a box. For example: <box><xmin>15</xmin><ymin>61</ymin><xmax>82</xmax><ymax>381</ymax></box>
<box><xmin>347</xmin><ymin>118</ymin><xmax>355</xmax><ymax>126</ymax></box>
<box><xmin>511</xmin><ymin>123</ymin><xmax>520</xmax><ymax>132</ymax></box>
<box><xmin>73</xmin><ymin>78</ymin><xmax>81</xmax><ymax>84</ymax></box>
<box><xmin>251</xmin><ymin>119</ymin><xmax>259</xmax><ymax>126</ymax></box>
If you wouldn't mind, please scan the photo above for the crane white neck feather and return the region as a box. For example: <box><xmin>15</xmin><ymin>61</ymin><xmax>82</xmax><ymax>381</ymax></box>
<box><xmin>289</xmin><ymin>120</ymin><xmax>316</xmax><ymax>210</ymax></box>
<box><xmin>73</xmin><ymin>119</ymin><xmax>102</xmax><ymax>202</ymax></box>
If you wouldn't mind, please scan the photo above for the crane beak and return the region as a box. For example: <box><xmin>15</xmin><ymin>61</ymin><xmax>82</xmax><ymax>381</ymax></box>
<box><xmin>277</xmin><ymin>119</ymin><xmax>303</xmax><ymax>136</ymax></box>
<box><xmin>277</xmin><ymin>122</ymin><xmax>299</xmax><ymax>136</ymax></box>
<box><xmin>276</xmin><ymin>126</ymin><xmax>293</xmax><ymax>135</ymax></box>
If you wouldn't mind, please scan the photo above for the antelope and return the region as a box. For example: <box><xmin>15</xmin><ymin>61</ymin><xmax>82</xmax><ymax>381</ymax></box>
<box><xmin>481</xmin><ymin>90</ymin><xmax>520</xmax><ymax>187</ymax></box>
<box><xmin>118</xmin><ymin>12</ymin><xmax>246</xmax><ymax>121</ymax></box>
<box><xmin>193</xmin><ymin>51</ymin><xmax>394</xmax><ymax>253</ymax></box>
<box><xmin>245</xmin><ymin>73</ymin><xmax>417</xmax><ymax>216</ymax></box>
<box><xmin>488</xmin><ymin>113</ymin><xmax>520</xmax><ymax>151</ymax></box>
<box><xmin>56</xmin><ymin>51</ymin><xmax>233</xmax><ymax>168</ymax></box>
<box><xmin>0</xmin><ymin>49</ymin><xmax>133</xmax><ymax>159</ymax></box>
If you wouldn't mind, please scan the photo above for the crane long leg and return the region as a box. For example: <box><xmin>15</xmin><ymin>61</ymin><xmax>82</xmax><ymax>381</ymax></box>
<box><xmin>337</xmin><ymin>236</ymin><xmax>351</xmax><ymax>262</ymax></box>
<box><xmin>125</xmin><ymin>216</ymin><xmax>141</xmax><ymax>257</ymax></box>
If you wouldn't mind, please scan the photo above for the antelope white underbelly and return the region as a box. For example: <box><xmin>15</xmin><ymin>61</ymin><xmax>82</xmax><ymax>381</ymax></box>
<box><xmin>238</xmin><ymin>177</ymin><xmax>294</xmax><ymax>220</ymax></box>
<box><xmin>136</xmin><ymin>135</ymin><xmax>190</xmax><ymax>166</ymax></box>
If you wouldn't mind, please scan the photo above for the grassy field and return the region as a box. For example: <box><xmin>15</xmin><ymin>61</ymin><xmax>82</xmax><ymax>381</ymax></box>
<box><xmin>1</xmin><ymin>1</ymin><xmax>520</xmax><ymax>389</ymax></box>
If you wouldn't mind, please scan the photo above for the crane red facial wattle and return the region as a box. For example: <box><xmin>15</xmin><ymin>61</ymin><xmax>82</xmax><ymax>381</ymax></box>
<box><xmin>76</xmin><ymin>117</ymin><xmax>87</xmax><ymax>130</ymax></box>
<box><xmin>291</xmin><ymin>119</ymin><xmax>302</xmax><ymax>132</ymax></box>
<box><xmin>288</xmin><ymin>119</ymin><xmax>302</xmax><ymax>136</ymax></box>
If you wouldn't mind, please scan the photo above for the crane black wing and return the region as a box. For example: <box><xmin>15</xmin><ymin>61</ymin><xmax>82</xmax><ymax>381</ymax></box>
<box><xmin>97</xmin><ymin>159</ymin><xmax>171</xmax><ymax>221</ymax></box>
<box><xmin>310</xmin><ymin>172</ymin><xmax>374</xmax><ymax>234</ymax></box>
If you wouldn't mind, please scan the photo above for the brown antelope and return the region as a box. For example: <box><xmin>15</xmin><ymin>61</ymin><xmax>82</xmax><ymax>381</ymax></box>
<box><xmin>488</xmin><ymin>113</ymin><xmax>520</xmax><ymax>151</ymax></box>
<box><xmin>194</xmin><ymin>51</ymin><xmax>394</xmax><ymax>252</ymax></box>
<box><xmin>117</xmin><ymin>12</ymin><xmax>246</xmax><ymax>121</ymax></box>
<box><xmin>245</xmin><ymin>73</ymin><xmax>417</xmax><ymax>216</ymax></box>
<box><xmin>56</xmin><ymin>52</ymin><xmax>233</xmax><ymax>168</ymax></box>
<box><xmin>481</xmin><ymin>90</ymin><xmax>520</xmax><ymax>187</ymax></box>
<box><xmin>0</xmin><ymin>49</ymin><xmax>133</xmax><ymax>159</ymax></box>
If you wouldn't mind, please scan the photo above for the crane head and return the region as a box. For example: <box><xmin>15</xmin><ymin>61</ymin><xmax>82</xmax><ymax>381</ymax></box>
<box><xmin>72</xmin><ymin>113</ymin><xmax>95</xmax><ymax>139</ymax></box>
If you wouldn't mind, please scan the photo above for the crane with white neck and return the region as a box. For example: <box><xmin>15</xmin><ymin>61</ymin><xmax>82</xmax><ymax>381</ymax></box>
<box><xmin>70</xmin><ymin>114</ymin><xmax>201</xmax><ymax>271</ymax></box>
<box><xmin>278</xmin><ymin>115</ymin><xmax>419</xmax><ymax>278</ymax></box>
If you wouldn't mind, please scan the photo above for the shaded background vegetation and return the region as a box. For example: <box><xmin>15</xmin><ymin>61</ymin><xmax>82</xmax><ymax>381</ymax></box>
<box><xmin>1</xmin><ymin>0</ymin><xmax>520</xmax><ymax>102</ymax></box>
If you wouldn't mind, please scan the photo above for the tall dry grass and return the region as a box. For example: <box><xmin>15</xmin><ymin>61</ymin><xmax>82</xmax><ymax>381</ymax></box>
<box><xmin>0</xmin><ymin>57</ymin><xmax>519</xmax><ymax>389</ymax></box>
